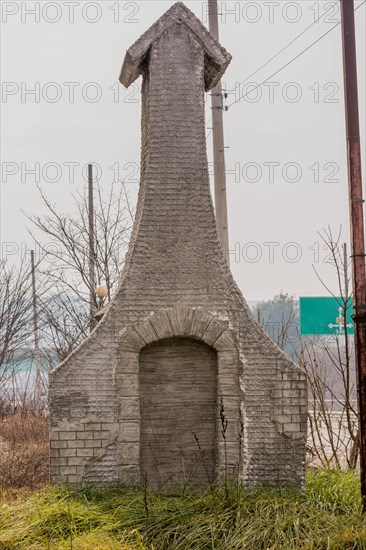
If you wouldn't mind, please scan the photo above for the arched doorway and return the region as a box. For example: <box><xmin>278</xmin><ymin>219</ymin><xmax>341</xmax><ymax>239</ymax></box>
<box><xmin>139</xmin><ymin>337</ymin><xmax>217</xmax><ymax>489</ymax></box>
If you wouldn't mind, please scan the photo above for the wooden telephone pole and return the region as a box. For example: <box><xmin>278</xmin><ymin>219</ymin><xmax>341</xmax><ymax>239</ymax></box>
<box><xmin>88</xmin><ymin>164</ymin><xmax>96</xmax><ymax>331</ymax></box>
<box><xmin>30</xmin><ymin>250</ymin><xmax>42</xmax><ymax>409</ymax></box>
<box><xmin>208</xmin><ymin>0</ymin><xmax>230</xmax><ymax>265</ymax></box>
<box><xmin>340</xmin><ymin>0</ymin><xmax>366</xmax><ymax>509</ymax></box>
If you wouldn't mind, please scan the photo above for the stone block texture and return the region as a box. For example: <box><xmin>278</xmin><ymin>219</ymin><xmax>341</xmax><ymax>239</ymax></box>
<box><xmin>50</xmin><ymin>2</ymin><xmax>307</xmax><ymax>489</ymax></box>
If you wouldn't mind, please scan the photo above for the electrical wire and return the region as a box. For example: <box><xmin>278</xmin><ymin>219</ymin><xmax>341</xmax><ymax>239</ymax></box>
<box><xmin>225</xmin><ymin>1</ymin><xmax>342</xmax><ymax>97</ymax></box>
<box><xmin>226</xmin><ymin>0</ymin><xmax>365</xmax><ymax>109</ymax></box>
<box><xmin>206</xmin><ymin>1</ymin><xmax>340</xmax><ymax>137</ymax></box>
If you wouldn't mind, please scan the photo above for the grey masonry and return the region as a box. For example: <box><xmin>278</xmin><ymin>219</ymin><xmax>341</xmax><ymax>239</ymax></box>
<box><xmin>50</xmin><ymin>2</ymin><xmax>307</xmax><ymax>489</ymax></box>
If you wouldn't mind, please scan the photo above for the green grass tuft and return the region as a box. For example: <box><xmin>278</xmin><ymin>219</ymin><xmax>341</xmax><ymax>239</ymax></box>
<box><xmin>1</xmin><ymin>470</ymin><xmax>365</xmax><ymax>549</ymax></box>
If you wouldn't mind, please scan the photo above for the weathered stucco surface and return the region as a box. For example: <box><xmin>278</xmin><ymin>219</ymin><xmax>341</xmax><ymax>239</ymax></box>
<box><xmin>50</xmin><ymin>2</ymin><xmax>307</xmax><ymax>488</ymax></box>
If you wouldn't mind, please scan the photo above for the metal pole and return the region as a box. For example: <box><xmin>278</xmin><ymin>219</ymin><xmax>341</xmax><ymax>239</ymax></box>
<box><xmin>208</xmin><ymin>0</ymin><xmax>230</xmax><ymax>266</ymax></box>
<box><xmin>340</xmin><ymin>0</ymin><xmax>366</xmax><ymax>509</ymax></box>
<box><xmin>30</xmin><ymin>250</ymin><xmax>42</xmax><ymax>409</ymax></box>
<box><xmin>343</xmin><ymin>242</ymin><xmax>349</xmax><ymax>298</ymax></box>
<box><xmin>88</xmin><ymin>164</ymin><xmax>96</xmax><ymax>331</ymax></box>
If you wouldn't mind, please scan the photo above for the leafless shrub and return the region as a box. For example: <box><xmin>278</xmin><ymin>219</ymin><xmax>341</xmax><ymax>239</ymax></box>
<box><xmin>0</xmin><ymin>257</ymin><xmax>51</xmax><ymax>412</ymax></box>
<box><xmin>26</xmin><ymin>179</ymin><xmax>134</xmax><ymax>362</ymax></box>
<box><xmin>0</xmin><ymin>407</ymin><xmax>49</xmax><ymax>493</ymax></box>
<box><xmin>299</xmin><ymin>228</ymin><xmax>358</xmax><ymax>470</ymax></box>
<box><xmin>0</xmin><ymin>259</ymin><xmax>33</xmax><ymax>385</ymax></box>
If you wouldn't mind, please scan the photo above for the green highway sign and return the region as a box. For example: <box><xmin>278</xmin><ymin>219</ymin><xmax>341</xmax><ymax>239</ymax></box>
<box><xmin>299</xmin><ymin>297</ymin><xmax>354</xmax><ymax>335</ymax></box>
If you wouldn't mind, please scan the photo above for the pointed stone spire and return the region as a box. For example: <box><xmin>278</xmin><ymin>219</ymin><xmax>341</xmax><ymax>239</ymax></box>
<box><xmin>117</xmin><ymin>1</ymin><xmax>232</xmax><ymax>294</ymax></box>
<box><xmin>120</xmin><ymin>2</ymin><xmax>231</xmax><ymax>90</ymax></box>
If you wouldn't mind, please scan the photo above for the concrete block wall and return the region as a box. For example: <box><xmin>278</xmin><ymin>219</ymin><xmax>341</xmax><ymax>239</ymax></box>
<box><xmin>272</xmin><ymin>369</ymin><xmax>308</xmax><ymax>439</ymax></box>
<box><xmin>50</xmin><ymin>417</ymin><xmax>119</xmax><ymax>483</ymax></box>
<box><xmin>50</xmin><ymin>2</ymin><xmax>307</xmax><ymax>488</ymax></box>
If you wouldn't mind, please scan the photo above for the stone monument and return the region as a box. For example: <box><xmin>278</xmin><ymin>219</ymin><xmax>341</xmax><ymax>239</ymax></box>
<box><xmin>50</xmin><ymin>2</ymin><xmax>307</xmax><ymax>489</ymax></box>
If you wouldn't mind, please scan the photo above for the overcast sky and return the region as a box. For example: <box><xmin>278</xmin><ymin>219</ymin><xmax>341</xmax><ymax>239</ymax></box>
<box><xmin>1</xmin><ymin>0</ymin><xmax>365</xmax><ymax>300</ymax></box>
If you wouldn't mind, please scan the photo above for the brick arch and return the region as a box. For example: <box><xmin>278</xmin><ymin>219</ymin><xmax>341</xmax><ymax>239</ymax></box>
<box><xmin>114</xmin><ymin>303</ymin><xmax>241</xmax><ymax>483</ymax></box>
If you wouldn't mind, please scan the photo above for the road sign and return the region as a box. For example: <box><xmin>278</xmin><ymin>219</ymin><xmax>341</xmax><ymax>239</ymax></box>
<box><xmin>299</xmin><ymin>297</ymin><xmax>354</xmax><ymax>335</ymax></box>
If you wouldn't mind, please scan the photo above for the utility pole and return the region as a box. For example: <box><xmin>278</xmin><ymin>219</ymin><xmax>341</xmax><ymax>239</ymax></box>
<box><xmin>344</xmin><ymin>242</ymin><xmax>349</xmax><ymax>298</ymax></box>
<box><xmin>30</xmin><ymin>250</ymin><xmax>42</xmax><ymax>409</ymax></box>
<box><xmin>88</xmin><ymin>164</ymin><xmax>96</xmax><ymax>331</ymax></box>
<box><xmin>340</xmin><ymin>0</ymin><xmax>366</xmax><ymax>509</ymax></box>
<box><xmin>208</xmin><ymin>0</ymin><xmax>230</xmax><ymax>266</ymax></box>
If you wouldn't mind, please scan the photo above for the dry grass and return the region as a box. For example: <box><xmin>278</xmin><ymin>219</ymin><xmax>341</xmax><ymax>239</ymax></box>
<box><xmin>0</xmin><ymin>470</ymin><xmax>365</xmax><ymax>549</ymax></box>
<box><xmin>0</xmin><ymin>405</ymin><xmax>364</xmax><ymax>548</ymax></box>
<box><xmin>0</xmin><ymin>409</ymin><xmax>49</xmax><ymax>496</ymax></box>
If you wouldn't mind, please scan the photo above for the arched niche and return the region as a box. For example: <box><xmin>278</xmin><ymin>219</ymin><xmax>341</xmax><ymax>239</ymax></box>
<box><xmin>114</xmin><ymin>303</ymin><xmax>241</xmax><ymax>485</ymax></box>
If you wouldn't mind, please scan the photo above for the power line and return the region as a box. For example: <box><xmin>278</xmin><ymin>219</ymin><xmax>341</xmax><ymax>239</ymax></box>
<box><xmin>206</xmin><ymin>1</ymin><xmax>364</xmax><ymax>135</ymax></box>
<box><xmin>226</xmin><ymin>2</ymin><xmax>340</xmax><ymax>97</ymax></box>
<box><xmin>226</xmin><ymin>0</ymin><xmax>365</xmax><ymax>109</ymax></box>
<box><xmin>206</xmin><ymin>2</ymin><xmax>340</xmax><ymax>138</ymax></box>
